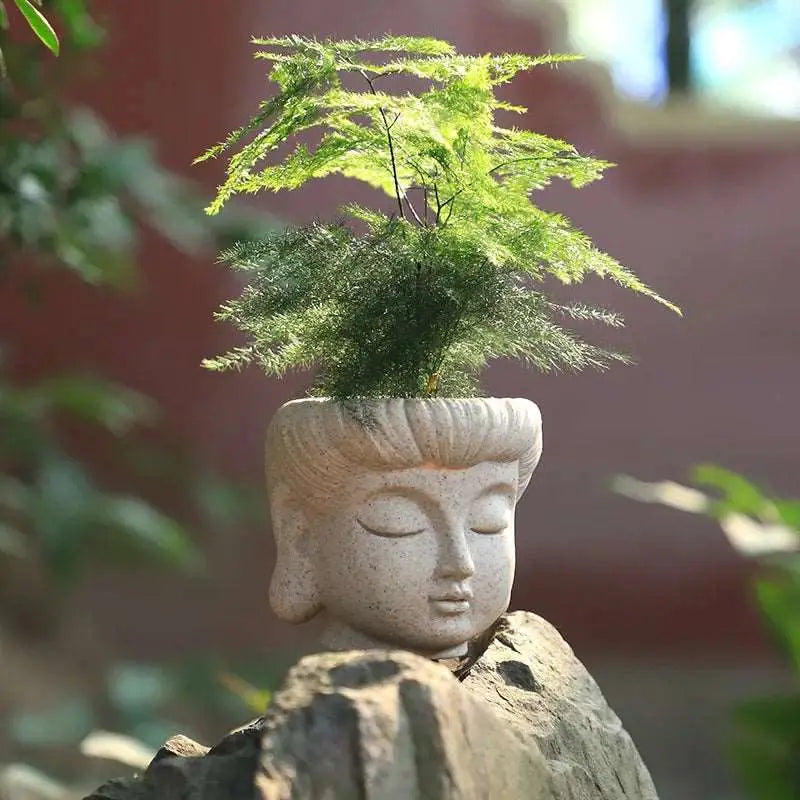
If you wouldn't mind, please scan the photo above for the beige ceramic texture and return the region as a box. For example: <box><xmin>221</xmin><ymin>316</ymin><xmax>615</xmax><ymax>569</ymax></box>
<box><xmin>265</xmin><ymin>397</ymin><xmax>542</xmax><ymax>659</ymax></box>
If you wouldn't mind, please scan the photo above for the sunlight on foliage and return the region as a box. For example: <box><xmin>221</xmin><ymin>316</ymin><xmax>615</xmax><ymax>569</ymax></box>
<box><xmin>0</xmin><ymin>0</ymin><xmax>59</xmax><ymax>76</ymax></box>
<box><xmin>197</xmin><ymin>35</ymin><xmax>679</xmax><ymax>398</ymax></box>
<box><xmin>0</xmin><ymin>0</ymin><xmax>106</xmax><ymax>75</ymax></box>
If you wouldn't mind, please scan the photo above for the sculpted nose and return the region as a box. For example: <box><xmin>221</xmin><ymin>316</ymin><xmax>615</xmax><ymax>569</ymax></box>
<box><xmin>435</xmin><ymin>527</ymin><xmax>475</xmax><ymax>580</ymax></box>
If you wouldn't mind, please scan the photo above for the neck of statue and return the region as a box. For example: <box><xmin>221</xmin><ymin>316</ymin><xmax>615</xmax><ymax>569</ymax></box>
<box><xmin>319</xmin><ymin>619</ymin><xmax>468</xmax><ymax>661</ymax></box>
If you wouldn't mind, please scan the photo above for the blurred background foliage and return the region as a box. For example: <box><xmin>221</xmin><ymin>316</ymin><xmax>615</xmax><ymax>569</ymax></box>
<box><xmin>615</xmin><ymin>467</ymin><xmax>800</xmax><ymax>800</ymax></box>
<box><xmin>1</xmin><ymin>2</ymin><xmax>797</xmax><ymax>799</ymax></box>
<box><xmin>0</xmin><ymin>0</ymin><xmax>280</xmax><ymax>789</ymax></box>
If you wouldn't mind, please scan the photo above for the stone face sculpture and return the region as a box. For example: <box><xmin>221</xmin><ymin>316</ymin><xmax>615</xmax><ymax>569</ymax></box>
<box><xmin>265</xmin><ymin>397</ymin><xmax>543</xmax><ymax>659</ymax></box>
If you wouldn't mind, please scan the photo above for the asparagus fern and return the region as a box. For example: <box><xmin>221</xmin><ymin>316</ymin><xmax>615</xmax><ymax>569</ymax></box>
<box><xmin>197</xmin><ymin>35</ymin><xmax>679</xmax><ymax>398</ymax></box>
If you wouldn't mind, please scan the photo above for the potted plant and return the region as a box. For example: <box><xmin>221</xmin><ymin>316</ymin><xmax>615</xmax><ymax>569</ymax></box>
<box><xmin>196</xmin><ymin>35</ymin><xmax>678</xmax><ymax>660</ymax></box>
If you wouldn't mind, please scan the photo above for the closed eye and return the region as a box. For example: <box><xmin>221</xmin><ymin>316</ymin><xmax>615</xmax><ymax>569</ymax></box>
<box><xmin>470</xmin><ymin>524</ymin><xmax>507</xmax><ymax>535</ymax></box>
<box><xmin>357</xmin><ymin>519</ymin><xmax>426</xmax><ymax>538</ymax></box>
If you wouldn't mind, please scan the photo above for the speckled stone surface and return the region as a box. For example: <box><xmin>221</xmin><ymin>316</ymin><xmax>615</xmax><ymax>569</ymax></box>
<box><xmin>264</xmin><ymin>397</ymin><xmax>543</xmax><ymax>658</ymax></box>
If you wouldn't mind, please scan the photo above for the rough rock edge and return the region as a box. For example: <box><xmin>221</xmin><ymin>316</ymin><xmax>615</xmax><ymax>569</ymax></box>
<box><xmin>462</xmin><ymin>612</ymin><xmax>658</xmax><ymax>799</ymax></box>
<box><xmin>83</xmin><ymin>612</ymin><xmax>658</xmax><ymax>800</ymax></box>
<box><xmin>255</xmin><ymin>648</ymin><xmax>548</xmax><ymax>799</ymax></box>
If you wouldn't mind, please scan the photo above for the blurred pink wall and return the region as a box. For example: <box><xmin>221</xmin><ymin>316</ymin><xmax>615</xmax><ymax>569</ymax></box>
<box><xmin>3</xmin><ymin>0</ymin><xmax>798</xmax><ymax>662</ymax></box>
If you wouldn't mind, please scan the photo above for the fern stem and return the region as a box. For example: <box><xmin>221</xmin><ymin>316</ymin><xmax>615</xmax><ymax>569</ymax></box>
<box><xmin>402</xmin><ymin>189</ymin><xmax>425</xmax><ymax>226</ymax></box>
<box><xmin>433</xmin><ymin>183</ymin><xmax>442</xmax><ymax>225</ymax></box>
<box><xmin>359</xmin><ymin>69</ymin><xmax>405</xmax><ymax>220</ymax></box>
<box><xmin>403</xmin><ymin>159</ymin><xmax>432</xmax><ymax>227</ymax></box>
<box><xmin>440</xmin><ymin>190</ymin><xmax>462</xmax><ymax>227</ymax></box>
<box><xmin>488</xmin><ymin>154</ymin><xmax>572</xmax><ymax>175</ymax></box>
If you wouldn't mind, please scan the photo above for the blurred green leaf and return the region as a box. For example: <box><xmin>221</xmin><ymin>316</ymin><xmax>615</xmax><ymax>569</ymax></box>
<box><xmin>53</xmin><ymin>0</ymin><xmax>104</xmax><ymax>49</ymax></box>
<box><xmin>755</xmin><ymin>575</ymin><xmax>800</xmax><ymax>672</ymax></box>
<box><xmin>0</xmin><ymin>3</ymin><xmax>9</xmax><ymax>29</ymax></box>
<box><xmin>104</xmin><ymin>663</ymin><xmax>199</xmax><ymax>749</ymax></box>
<box><xmin>35</xmin><ymin>375</ymin><xmax>158</xmax><ymax>435</ymax></box>
<box><xmin>692</xmin><ymin>464</ymin><xmax>776</xmax><ymax>521</ymax></box>
<box><xmin>1</xmin><ymin>104</ymin><xmax>261</xmax><ymax>288</ymax></box>
<box><xmin>192</xmin><ymin>470</ymin><xmax>263</xmax><ymax>528</ymax></box>
<box><xmin>717</xmin><ymin>514</ymin><xmax>798</xmax><ymax>558</ymax></box>
<box><xmin>773</xmin><ymin>553</ymin><xmax>800</xmax><ymax>580</ymax></box>
<box><xmin>107</xmin><ymin>663</ymin><xmax>172</xmax><ymax>715</ymax></box>
<box><xmin>615</xmin><ymin>464</ymin><xmax>800</xmax><ymax>798</ymax></box>
<box><xmin>218</xmin><ymin>672</ymin><xmax>271</xmax><ymax>715</ymax></box>
<box><xmin>776</xmin><ymin>500</ymin><xmax>800</xmax><ymax>531</ymax></box>
<box><xmin>91</xmin><ymin>496</ymin><xmax>200</xmax><ymax>571</ymax></box>
<box><xmin>13</xmin><ymin>0</ymin><xmax>59</xmax><ymax>55</ymax></box>
<box><xmin>10</xmin><ymin>697</ymin><xmax>94</xmax><ymax>745</ymax></box>
<box><xmin>163</xmin><ymin>654</ymin><xmax>288</xmax><ymax>721</ymax></box>
<box><xmin>0</xmin><ymin>520</ymin><xmax>27</xmax><ymax>557</ymax></box>
<box><xmin>29</xmin><ymin>454</ymin><xmax>94</xmax><ymax>580</ymax></box>
<box><xmin>2</xmin><ymin>447</ymin><xmax>200</xmax><ymax>583</ymax></box>
<box><xmin>611</xmin><ymin>474</ymin><xmax>709</xmax><ymax>513</ymax></box>
<box><xmin>730</xmin><ymin>695</ymin><xmax>800</xmax><ymax>800</ymax></box>
<box><xmin>614</xmin><ymin>467</ymin><xmax>799</xmax><ymax>558</ymax></box>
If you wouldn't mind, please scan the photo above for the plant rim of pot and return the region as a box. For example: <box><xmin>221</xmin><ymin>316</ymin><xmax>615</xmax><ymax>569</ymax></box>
<box><xmin>265</xmin><ymin>395</ymin><xmax>543</xmax><ymax>507</ymax></box>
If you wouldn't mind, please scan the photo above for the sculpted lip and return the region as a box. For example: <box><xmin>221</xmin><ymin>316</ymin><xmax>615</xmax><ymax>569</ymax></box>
<box><xmin>429</xmin><ymin>586</ymin><xmax>472</xmax><ymax>614</ymax></box>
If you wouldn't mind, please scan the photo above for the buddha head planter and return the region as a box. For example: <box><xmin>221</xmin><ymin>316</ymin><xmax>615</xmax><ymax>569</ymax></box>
<box><xmin>265</xmin><ymin>397</ymin><xmax>542</xmax><ymax>659</ymax></box>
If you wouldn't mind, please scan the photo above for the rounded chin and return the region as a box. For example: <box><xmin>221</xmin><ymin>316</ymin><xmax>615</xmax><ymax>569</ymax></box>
<box><xmin>399</xmin><ymin>620</ymin><xmax>487</xmax><ymax>653</ymax></box>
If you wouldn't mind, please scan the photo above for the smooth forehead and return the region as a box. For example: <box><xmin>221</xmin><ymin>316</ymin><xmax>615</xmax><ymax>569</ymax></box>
<box><xmin>348</xmin><ymin>460</ymin><xmax>519</xmax><ymax>497</ymax></box>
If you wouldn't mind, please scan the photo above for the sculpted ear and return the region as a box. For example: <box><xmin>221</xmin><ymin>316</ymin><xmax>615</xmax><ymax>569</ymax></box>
<box><xmin>268</xmin><ymin>484</ymin><xmax>322</xmax><ymax>623</ymax></box>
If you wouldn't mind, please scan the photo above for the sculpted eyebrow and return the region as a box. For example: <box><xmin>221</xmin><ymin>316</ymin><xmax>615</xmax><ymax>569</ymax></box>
<box><xmin>478</xmin><ymin>482</ymin><xmax>516</xmax><ymax>498</ymax></box>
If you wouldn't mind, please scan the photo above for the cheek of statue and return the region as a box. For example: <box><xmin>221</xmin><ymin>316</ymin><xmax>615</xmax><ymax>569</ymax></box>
<box><xmin>314</xmin><ymin>462</ymin><xmax>518</xmax><ymax>658</ymax></box>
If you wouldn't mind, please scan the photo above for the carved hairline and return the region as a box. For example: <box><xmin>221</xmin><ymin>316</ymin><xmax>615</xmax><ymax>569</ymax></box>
<box><xmin>265</xmin><ymin>397</ymin><xmax>543</xmax><ymax>508</ymax></box>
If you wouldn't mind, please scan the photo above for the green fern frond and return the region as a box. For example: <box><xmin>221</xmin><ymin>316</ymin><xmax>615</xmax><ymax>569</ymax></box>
<box><xmin>549</xmin><ymin>302</ymin><xmax>625</xmax><ymax>328</ymax></box>
<box><xmin>197</xmin><ymin>35</ymin><xmax>680</xmax><ymax>397</ymax></box>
